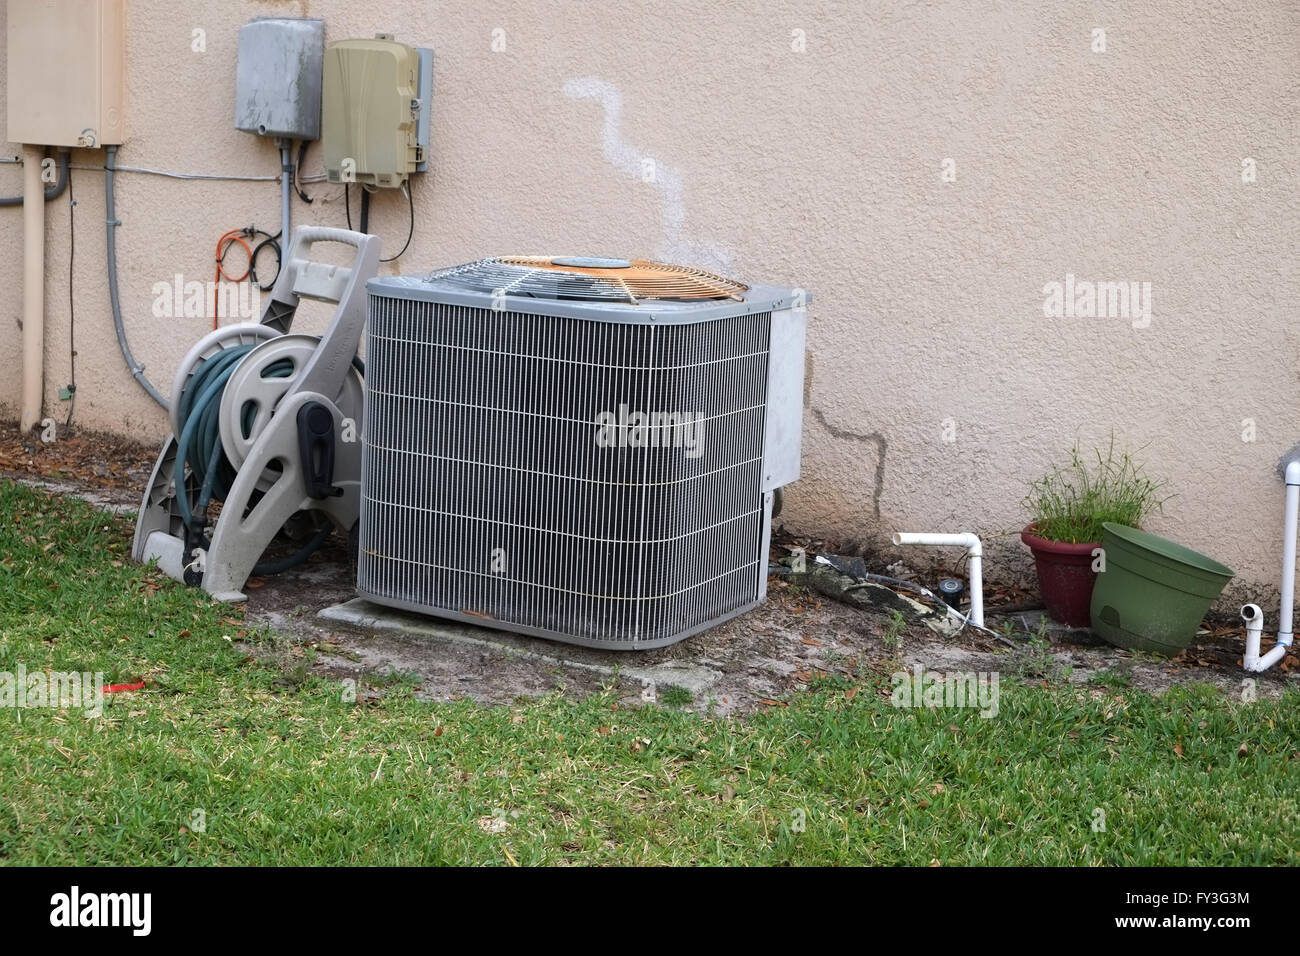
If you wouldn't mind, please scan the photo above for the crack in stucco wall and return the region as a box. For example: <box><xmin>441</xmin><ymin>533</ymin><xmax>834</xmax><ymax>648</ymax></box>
<box><xmin>810</xmin><ymin>407</ymin><xmax>886</xmax><ymax>520</ymax></box>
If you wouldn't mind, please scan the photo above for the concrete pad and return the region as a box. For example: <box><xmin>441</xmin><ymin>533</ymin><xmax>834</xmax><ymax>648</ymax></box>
<box><xmin>319</xmin><ymin>598</ymin><xmax>722</xmax><ymax>697</ymax></box>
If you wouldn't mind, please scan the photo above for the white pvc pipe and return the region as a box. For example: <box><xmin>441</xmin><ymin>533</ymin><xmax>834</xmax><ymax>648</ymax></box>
<box><xmin>20</xmin><ymin>144</ymin><xmax>44</xmax><ymax>432</ymax></box>
<box><xmin>1242</xmin><ymin>460</ymin><xmax>1300</xmax><ymax>672</ymax></box>
<box><xmin>892</xmin><ymin>531</ymin><xmax>983</xmax><ymax>628</ymax></box>
<box><xmin>1278</xmin><ymin>462</ymin><xmax>1299</xmax><ymax>646</ymax></box>
<box><xmin>1241</xmin><ymin>603</ymin><xmax>1286</xmax><ymax>672</ymax></box>
<box><xmin>1242</xmin><ymin>603</ymin><xmax>1262</xmax><ymax>667</ymax></box>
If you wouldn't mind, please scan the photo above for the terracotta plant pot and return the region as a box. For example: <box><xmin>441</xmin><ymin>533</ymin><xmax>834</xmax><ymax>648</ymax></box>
<box><xmin>1020</xmin><ymin>524</ymin><xmax>1099</xmax><ymax>628</ymax></box>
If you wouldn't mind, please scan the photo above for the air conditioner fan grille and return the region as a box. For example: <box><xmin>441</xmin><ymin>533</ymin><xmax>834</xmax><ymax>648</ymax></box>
<box><xmin>425</xmin><ymin>256</ymin><xmax>748</xmax><ymax>302</ymax></box>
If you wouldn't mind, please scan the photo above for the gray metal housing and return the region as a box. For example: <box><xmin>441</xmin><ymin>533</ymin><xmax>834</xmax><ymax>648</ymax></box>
<box><xmin>368</xmin><ymin>274</ymin><xmax>803</xmax><ymax>324</ymax></box>
<box><xmin>415</xmin><ymin>48</ymin><xmax>433</xmax><ymax>172</ymax></box>
<box><xmin>235</xmin><ymin>17</ymin><xmax>325</xmax><ymax>140</ymax></box>
<box><xmin>357</xmin><ymin>272</ymin><xmax>809</xmax><ymax>649</ymax></box>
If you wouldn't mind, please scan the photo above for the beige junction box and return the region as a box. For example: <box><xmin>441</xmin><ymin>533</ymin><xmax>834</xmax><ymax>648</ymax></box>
<box><xmin>6</xmin><ymin>0</ymin><xmax>126</xmax><ymax>148</ymax></box>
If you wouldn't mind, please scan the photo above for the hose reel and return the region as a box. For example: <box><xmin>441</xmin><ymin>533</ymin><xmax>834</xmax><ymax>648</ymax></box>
<box><xmin>132</xmin><ymin>227</ymin><xmax>381</xmax><ymax>601</ymax></box>
<box><xmin>216</xmin><ymin>334</ymin><xmax>364</xmax><ymax>490</ymax></box>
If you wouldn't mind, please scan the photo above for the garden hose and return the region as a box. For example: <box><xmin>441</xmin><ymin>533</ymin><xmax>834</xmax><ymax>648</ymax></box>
<box><xmin>172</xmin><ymin>344</ymin><xmax>362</xmax><ymax>576</ymax></box>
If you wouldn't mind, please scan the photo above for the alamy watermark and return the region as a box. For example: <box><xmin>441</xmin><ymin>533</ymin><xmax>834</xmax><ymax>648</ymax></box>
<box><xmin>1</xmin><ymin>665</ymin><xmax>104</xmax><ymax>718</ymax></box>
<box><xmin>50</xmin><ymin>886</ymin><xmax>151</xmax><ymax>936</ymax></box>
<box><xmin>891</xmin><ymin>664</ymin><xmax>999</xmax><ymax>718</ymax></box>
<box><xmin>594</xmin><ymin>403</ymin><xmax>705</xmax><ymax>459</ymax></box>
<box><xmin>152</xmin><ymin>273</ymin><xmax>261</xmax><ymax>321</ymax></box>
<box><xmin>1042</xmin><ymin>273</ymin><xmax>1151</xmax><ymax>328</ymax></box>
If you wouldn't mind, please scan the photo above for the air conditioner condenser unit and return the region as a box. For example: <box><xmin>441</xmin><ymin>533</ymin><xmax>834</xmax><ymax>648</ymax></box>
<box><xmin>357</xmin><ymin>257</ymin><xmax>808</xmax><ymax>649</ymax></box>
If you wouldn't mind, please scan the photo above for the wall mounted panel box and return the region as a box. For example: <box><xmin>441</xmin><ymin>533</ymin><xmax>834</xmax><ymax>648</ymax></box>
<box><xmin>357</xmin><ymin>258</ymin><xmax>809</xmax><ymax>650</ymax></box>
<box><xmin>6</xmin><ymin>0</ymin><xmax>125</xmax><ymax>147</ymax></box>
<box><xmin>234</xmin><ymin>18</ymin><xmax>325</xmax><ymax>141</ymax></box>
<box><xmin>323</xmin><ymin>35</ymin><xmax>432</xmax><ymax>188</ymax></box>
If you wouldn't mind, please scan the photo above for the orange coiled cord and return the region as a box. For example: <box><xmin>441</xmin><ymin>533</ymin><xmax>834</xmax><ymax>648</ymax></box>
<box><xmin>213</xmin><ymin>229</ymin><xmax>254</xmax><ymax>329</ymax></box>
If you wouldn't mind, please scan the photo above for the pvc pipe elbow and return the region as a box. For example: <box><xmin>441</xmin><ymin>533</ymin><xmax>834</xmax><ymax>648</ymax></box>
<box><xmin>1242</xmin><ymin>603</ymin><xmax>1289</xmax><ymax>672</ymax></box>
<box><xmin>891</xmin><ymin>532</ymin><xmax>984</xmax><ymax>628</ymax></box>
<box><xmin>1242</xmin><ymin>462</ymin><xmax>1300</xmax><ymax>673</ymax></box>
<box><xmin>892</xmin><ymin>532</ymin><xmax>981</xmax><ymax>555</ymax></box>
<box><xmin>1255</xmin><ymin>645</ymin><xmax>1289</xmax><ymax>671</ymax></box>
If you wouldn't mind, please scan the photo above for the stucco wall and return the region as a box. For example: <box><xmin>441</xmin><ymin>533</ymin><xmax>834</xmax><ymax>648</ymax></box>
<box><xmin>0</xmin><ymin>0</ymin><xmax>1297</xmax><ymax>593</ymax></box>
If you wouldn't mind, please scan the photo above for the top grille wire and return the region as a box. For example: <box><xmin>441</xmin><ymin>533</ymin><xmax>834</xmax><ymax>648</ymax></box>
<box><xmin>424</xmin><ymin>257</ymin><xmax>749</xmax><ymax>303</ymax></box>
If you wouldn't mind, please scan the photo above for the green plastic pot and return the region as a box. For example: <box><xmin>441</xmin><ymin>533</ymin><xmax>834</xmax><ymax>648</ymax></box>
<box><xmin>1090</xmin><ymin>522</ymin><xmax>1234</xmax><ymax>655</ymax></box>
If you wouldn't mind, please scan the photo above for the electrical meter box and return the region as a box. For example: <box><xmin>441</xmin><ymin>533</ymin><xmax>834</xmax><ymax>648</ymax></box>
<box><xmin>235</xmin><ymin>17</ymin><xmax>325</xmax><ymax>141</ymax></box>
<box><xmin>322</xmin><ymin>35</ymin><xmax>432</xmax><ymax>188</ymax></box>
<box><xmin>6</xmin><ymin>0</ymin><xmax>125</xmax><ymax>147</ymax></box>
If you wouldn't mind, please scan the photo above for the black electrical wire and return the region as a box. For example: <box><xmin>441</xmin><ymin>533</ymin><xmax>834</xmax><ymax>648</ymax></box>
<box><xmin>250</xmin><ymin>235</ymin><xmax>282</xmax><ymax>290</ymax></box>
<box><xmin>343</xmin><ymin>180</ymin><xmax>416</xmax><ymax>261</ymax></box>
<box><xmin>219</xmin><ymin>225</ymin><xmax>281</xmax><ymax>291</ymax></box>
<box><xmin>380</xmin><ymin>184</ymin><xmax>415</xmax><ymax>263</ymax></box>
<box><xmin>65</xmin><ymin>165</ymin><xmax>76</xmax><ymax>428</ymax></box>
<box><xmin>293</xmin><ymin>140</ymin><xmax>312</xmax><ymax>204</ymax></box>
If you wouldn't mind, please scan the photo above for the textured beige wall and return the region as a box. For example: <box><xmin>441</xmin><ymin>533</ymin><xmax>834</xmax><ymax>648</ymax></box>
<box><xmin>0</xmin><ymin>0</ymin><xmax>1297</xmax><ymax>594</ymax></box>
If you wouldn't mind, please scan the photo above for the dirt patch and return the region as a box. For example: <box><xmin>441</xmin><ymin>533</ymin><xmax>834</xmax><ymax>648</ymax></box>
<box><xmin>234</xmin><ymin>550</ymin><xmax>1300</xmax><ymax>711</ymax></box>
<box><xmin>238</xmin><ymin>552</ymin><xmax>893</xmax><ymax>715</ymax></box>
<box><xmin>5</xmin><ymin>415</ymin><xmax>1295</xmax><ymax>711</ymax></box>
<box><xmin>0</xmin><ymin>421</ymin><xmax>157</xmax><ymax>501</ymax></box>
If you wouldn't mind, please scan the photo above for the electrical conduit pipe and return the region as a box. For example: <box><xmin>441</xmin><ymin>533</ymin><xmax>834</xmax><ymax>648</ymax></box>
<box><xmin>0</xmin><ymin>148</ymin><xmax>69</xmax><ymax>206</ymax></box>
<box><xmin>1241</xmin><ymin>460</ymin><xmax>1300</xmax><ymax>672</ymax></box>
<box><xmin>891</xmin><ymin>532</ymin><xmax>984</xmax><ymax>628</ymax></box>
<box><xmin>279</xmin><ymin>143</ymin><xmax>292</xmax><ymax>240</ymax></box>
<box><xmin>20</xmin><ymin>144</ymin><xmax>45</xmax><ymax>432</ymax></box>
<box><xmin>106</xmin><ymin>145</ymin><xmax>168</xmax><ymax>408</ymax></box>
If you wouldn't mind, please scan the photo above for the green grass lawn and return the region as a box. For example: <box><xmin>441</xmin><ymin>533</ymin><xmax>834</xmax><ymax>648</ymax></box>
<box><xmin>0</xmin><ymin>479</ymin><xmax>1297</xmax><ymax>865</ymax></box>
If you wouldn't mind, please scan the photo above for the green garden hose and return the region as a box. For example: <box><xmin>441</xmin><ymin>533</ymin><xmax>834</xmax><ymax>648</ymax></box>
<box><xmin>172</xmin><ymin>345</ymin><xmax>362</xmax><ymax>576</ymax></box>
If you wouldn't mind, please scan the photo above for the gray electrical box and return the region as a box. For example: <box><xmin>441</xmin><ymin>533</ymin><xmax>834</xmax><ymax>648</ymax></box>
<box><xmin>235</xmin><ymin>17</ymin><xmax>325</xmax><ymax>141</ymax></box>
